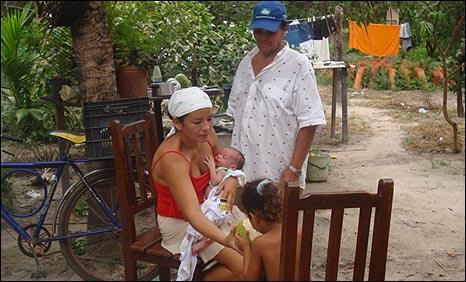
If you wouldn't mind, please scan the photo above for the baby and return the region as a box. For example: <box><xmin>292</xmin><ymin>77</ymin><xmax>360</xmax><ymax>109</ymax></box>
<box><xmin>203</xmin><ymin>147</ymin><xmax>245</xmax><ymax>202</ymax></box>
<box><xmin>191</xmin><ymin>147</ymin><xmax>246</xmax><ymax>252</ymax></box>
<box><xmin>176</xmin><ymin>147</ymin><xmax>246</xmax><ymax>281</ymax></box>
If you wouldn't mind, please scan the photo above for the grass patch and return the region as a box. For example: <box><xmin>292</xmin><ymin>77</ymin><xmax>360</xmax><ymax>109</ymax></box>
<box><xmin>347</xmin><ymin>88</ymin><xmax>465</xmax><ymax>154</ymax></box>
<box><xmin>315</xmin><ymin>115</ymin><xmax>372</xmax><ymax>146</ymax></box>
<box><xmin>401</xmin><ymin>118</ymin><xmax>465</xmax><ymax>153</ymax></box>
<box><xmin>431</xmin><ymin>159</ymin><xmax>451</xmax><ymax>168</ymax></box>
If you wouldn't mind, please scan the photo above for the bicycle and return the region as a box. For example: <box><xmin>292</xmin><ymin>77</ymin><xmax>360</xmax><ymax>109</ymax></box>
<box><xmin>1</xmin><ymin>131</ymin><xmax>157</xmax><ymax>281</ymax></box>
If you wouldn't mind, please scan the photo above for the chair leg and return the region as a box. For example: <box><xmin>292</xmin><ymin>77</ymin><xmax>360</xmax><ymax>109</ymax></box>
<box><xmin>159</xmin><ymin>266</ymin><xmax>171</xmax><ymax>281</ymax></box>
<box><xmin>124</xmin><ymin>253</ymin><xmax>138</xmax><ymax>281</ymax></box>
<box><xmin>192</xmin><ymin>260</ymin><xmax>206</xmax><ymax>281</ymax></box>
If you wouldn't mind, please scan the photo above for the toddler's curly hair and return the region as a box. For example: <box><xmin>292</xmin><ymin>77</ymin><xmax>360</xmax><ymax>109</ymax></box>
<box><xmin>241</xmin><ymin>179</ymin><xmax>282</xmax><ymax>223</ymax></box>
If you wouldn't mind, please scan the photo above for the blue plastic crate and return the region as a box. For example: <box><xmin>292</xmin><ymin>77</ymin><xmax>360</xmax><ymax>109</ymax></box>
<box><xmin>83</xmin><ymin>97</ymin><xmax>150</xmax><ymax>160</ymax></box>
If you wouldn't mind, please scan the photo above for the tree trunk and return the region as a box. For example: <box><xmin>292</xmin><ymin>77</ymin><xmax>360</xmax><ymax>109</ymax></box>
<box><xmin>70</xmin><ymin>1</ymin><xmax>117</xmax><ymax>102</ymax></box>
<box><xmin>426</xmin><ymin>41</ymin><xmax>437</xmax><ymax>58</ymax></box>
<box><xmin>69</xmin><ymin>1</ymin><xmax>118</xmax><ymax>245</ymax></box>
<box><xmin>441</xmin><ymin>65</ymin><xmax>461</xmax><ymax>153</ymax></box>
<box><xmin>456</xmin><ymin>65</ymin><xmax>464</xmax><ymax>117</ymax></box>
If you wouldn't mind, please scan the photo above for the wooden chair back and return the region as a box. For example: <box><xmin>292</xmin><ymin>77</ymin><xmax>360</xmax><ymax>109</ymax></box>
<box><xmin>111</xmin><ymin>112</ymin><xmax>198</xmax><ymax>281</ymax></box>
<box><xmin>279</xmin><ymin>179</ymin><xmax>394</xmax><ymax>281</ymax></box>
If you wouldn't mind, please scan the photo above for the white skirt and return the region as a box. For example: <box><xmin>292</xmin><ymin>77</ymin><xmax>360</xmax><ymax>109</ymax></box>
<box><xmin>157</xmin><ymin>205</ymin><xmax>247</xmax><ymax>263</ymax></box>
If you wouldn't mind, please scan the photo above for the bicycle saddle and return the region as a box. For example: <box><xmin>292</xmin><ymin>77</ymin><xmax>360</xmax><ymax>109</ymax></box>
<box><xmin>48</xmin><ymin>130</ymin><xmax>86</xmax><ymax>144</ymax></box>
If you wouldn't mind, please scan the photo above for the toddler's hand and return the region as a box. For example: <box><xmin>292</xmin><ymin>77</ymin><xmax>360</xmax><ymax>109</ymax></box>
<box><xmin>233</xmin><ymin>223</ymin><xmax>251</xmax><ymax>255</ymax></box>
<box><xmin>225</xmin><ymin>226</ymin><xmax>242</xmax><ymax>254</ymax></box>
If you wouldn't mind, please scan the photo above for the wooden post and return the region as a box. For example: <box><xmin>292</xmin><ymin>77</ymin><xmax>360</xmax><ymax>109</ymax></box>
<box><xmin>331</xmin><ymin>6</ymin><xmax>344</xmax><ymax>138</ymax></box>
<box><xmin>331</xmin><ymin>69</ymin><xmax>337</xmax><ymax>138</ymax></box>
<box><xmin>334</xmin><ymin>6</ymin><xmax>348</xmax><ymax>143</ymax></box>
<box><xmin>49</xmin><ymin>79</ymin><xmax>70</xmax><ymax>194</ymax></box>
<box><xmin>341</xmin><ymin>67</ymin><xmax>348</xmax><ymax>143</ymax></box>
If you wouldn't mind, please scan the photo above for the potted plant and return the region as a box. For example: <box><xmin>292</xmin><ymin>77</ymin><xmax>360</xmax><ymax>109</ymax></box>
<box><xmin>106</xmin><ymin>2</ymin><xmax>155</xmax><ymax>98</ymax></box>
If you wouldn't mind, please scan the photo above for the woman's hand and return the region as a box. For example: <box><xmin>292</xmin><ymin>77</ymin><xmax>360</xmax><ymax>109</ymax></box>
<box><xmin>215</xmin><ymin>177</ymin><xmax>238</xmax><ymax>211</ymax></box>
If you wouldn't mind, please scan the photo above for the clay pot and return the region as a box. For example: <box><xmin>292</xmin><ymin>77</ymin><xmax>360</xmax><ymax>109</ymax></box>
<box><xmin>387</xmin><ymin>66</ymin><xmax>397</xmax><ymax>90</ymax></box>
<box><xmin>353</xmin><ymin>65</ymin><xmax>366</xmax><ymax>90</ymax></box>
<box><xmin>431</xmin><ymin>68</ymin><xmax>444</xmax><ymax>86</ymax></box>
<box><xmin>116</xmin><ymin>66</ymin><xmax>149</xmax><ymax>98</ymax></box>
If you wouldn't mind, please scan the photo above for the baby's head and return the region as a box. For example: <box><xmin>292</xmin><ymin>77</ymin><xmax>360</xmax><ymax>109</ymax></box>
<box><xmin>215</xmin><ymin>147</ymin><xmax>245</xmax><ymax>170</ymax></box>
<box><xmin>241</xmin><ymin>179</ymin><xmax>282</xmax><ymax>230</ymax></box>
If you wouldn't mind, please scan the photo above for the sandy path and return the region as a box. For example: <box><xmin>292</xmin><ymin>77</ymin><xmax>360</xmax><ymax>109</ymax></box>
<box><xmin>308</xmin><ymin>96</ymin><xmax>465</xmax><ymax>281</ymax></box>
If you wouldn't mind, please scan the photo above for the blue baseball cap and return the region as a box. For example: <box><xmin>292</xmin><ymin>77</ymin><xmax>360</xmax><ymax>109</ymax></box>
<box><xmin>249</xmin><ymin>1</ymin><xmax>287</xmax><ymax>33</ymax></box>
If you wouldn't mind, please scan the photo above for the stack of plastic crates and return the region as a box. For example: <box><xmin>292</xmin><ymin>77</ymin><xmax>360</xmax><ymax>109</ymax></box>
<box><xmin>83</xmin><ymin>97</ymin><xmax>150</xmax><ymax>160</ymax></box>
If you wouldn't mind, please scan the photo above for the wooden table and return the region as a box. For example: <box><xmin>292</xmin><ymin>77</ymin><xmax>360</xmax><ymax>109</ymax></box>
<box><xmin>149</xmin><ymin>86</ymin><xmax>224</xmax><ymax>144</ymax></box>
<box><xmin>312</xmin><ymin>61</ymin><xmax>348</xmax><ymax>142</ymax></box>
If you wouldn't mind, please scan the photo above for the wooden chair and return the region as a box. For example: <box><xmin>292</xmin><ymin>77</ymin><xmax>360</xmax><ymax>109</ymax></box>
<box><xmin>109</xmin><ymin>112</ymin><xmax>206</xmax><ymax>281</ymax></box>
<box><xmin>279</xmin><ymin>179</ymin><xmax>394</xmax><ymax>281</ymax></box>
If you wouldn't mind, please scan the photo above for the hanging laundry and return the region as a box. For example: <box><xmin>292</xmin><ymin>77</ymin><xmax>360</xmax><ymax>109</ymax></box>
<box><xmin>284</xmin><ymin>20</ymin><xmax>302</xmax><ymax>49</ymax></box>
<box><xmin>297</xmin><ymin>21</ymin><xmax>314</xmax><ymax>42</ymax></box>
<box><xmin>386</xmin><ymin>7</ymin><xmax>400</xmax><ymax>25</ymax></box>
<box><xmin>310</xmin><ymin>15</ymin><xmax>337</xmax><ymax>40</ymax></box>
<box><xmin>399</xmin><ymin>22</ymin><xmax>412</xmax><ymax>50</ymax></box>
<box><xmin>349</xmin><ymin>20</ymin><xmax>400</xmax><ymax>57</ymax></box>
<box><xmin>300</xmin><ymin>38</ymin><xmax>330</xmax><ymax>61</ymax></box>
<box><xmin>285</xmin><ymin>19</ymin><xmax>314</xmax><ymax>49</ymax></box>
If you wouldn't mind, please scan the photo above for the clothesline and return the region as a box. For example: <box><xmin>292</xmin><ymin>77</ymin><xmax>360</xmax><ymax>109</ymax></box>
<box><xmin>287</xmin><ymin>14</ymin><xmax>335</xmax><ymax>23</ymax></box>
<box><xmin>284</xmin><ymin>14</ymin><xmax>338</xmax><ymax>62</ymax></box>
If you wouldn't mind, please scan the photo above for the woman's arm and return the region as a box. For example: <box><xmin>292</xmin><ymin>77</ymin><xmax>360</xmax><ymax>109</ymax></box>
<box><xmin>160</xmin><ymin>154</ymin><xmax>237</xmax><ymax>250</ymax></box>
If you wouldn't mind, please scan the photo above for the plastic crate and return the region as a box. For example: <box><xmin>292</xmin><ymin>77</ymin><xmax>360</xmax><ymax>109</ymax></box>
<box><xmin>83</xmin><ymin>97</ymin><xmax>150</xmax><ymax>160</ymax></box>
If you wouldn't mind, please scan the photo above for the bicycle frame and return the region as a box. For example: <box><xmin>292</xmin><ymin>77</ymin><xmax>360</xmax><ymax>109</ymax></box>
<box><xmin>1</xmin><ymin>152</ymin><xmax>121</xmax><ymax>246</ymax></box>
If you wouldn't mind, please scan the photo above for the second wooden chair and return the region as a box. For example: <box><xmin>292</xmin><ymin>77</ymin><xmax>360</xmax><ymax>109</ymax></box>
<box><xmin>279</xmin><ymin>179</ymin><xmax>394</xmax><ymax>281</ymax></box>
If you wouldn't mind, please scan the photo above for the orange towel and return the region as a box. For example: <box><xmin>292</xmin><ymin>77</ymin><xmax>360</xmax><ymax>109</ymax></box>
<box><xmin>349</xmin><ymin>20</ymin><xmax>400</xmax><ymax>57</ymax></box>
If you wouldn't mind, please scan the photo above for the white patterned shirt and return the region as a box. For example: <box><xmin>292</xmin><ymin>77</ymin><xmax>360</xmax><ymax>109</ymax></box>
<box><xmin>226</xmin><ymin>42</ymin><xmax>326</xmax><ymax>188</ymax></box>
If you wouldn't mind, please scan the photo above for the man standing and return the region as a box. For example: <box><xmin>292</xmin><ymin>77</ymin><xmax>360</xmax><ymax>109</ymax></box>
<box><xmin>227</xmin><ymin>1</ymin><xmax>326</xmax><ymax>190</ymax></box>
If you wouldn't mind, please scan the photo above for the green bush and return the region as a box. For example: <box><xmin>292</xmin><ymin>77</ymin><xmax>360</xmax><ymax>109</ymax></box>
<box><xmin>1</xmin><ymin>169</ymin><xmax>16</xmax><ymax>211</ymax></box>
<box><xmin>373</xmin><ymin>67</ymin><xmax>389</xmax><ymax>90</ymax></box>
<box><xmin>361</xmin><ymin>65</ymin><xmax>372</xmax><ymax>89</ymax></box>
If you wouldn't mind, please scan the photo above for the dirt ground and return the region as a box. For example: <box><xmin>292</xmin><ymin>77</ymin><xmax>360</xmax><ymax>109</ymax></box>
<box><xmin>1</xmin><ymin>86</ymin><xmax>465</xmax><ymax>281</ymax></box>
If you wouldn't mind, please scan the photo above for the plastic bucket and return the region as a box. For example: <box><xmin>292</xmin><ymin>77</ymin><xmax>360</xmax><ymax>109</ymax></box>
<box><xmin>306</xmin><ymin>152</ymin><xmax>331</xmax><ymax>182</ymax></box>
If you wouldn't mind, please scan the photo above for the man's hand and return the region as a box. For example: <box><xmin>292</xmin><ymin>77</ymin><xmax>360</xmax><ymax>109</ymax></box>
<box><xmin>279</xmin><ymin>166</ymin><xmax>299</xmax><ymax>187</ymax></box>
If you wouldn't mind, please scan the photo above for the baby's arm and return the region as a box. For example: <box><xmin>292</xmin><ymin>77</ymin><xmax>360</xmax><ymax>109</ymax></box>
<box><xmin>191</xmin><ymin>237</ymin><xmax>212</xmax><ymax>255</ymax></box>
<box><xmin>203</xmin><ymin>155</ymin><xmax>226</xmax><ymax>186</ymax></box>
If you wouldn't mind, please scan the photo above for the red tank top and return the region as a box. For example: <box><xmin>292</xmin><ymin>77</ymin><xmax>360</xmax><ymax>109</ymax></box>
<box><xmin>152</xmin><ymin>142</ymin><xmax>213</xmax><ymax>220</ymax></box>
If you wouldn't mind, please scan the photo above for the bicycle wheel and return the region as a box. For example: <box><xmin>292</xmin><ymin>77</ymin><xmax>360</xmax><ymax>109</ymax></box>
<box><xmin>58</xmin><ymin>169</ymin><xmax>158</xmax><ymax>281</ymax></box>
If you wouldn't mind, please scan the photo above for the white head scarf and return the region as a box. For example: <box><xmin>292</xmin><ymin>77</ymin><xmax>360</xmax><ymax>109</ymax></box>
<box><xmin>166</xmin><ymin>87</ymin><xmax>212</xmax><ymax>138</ymax></box>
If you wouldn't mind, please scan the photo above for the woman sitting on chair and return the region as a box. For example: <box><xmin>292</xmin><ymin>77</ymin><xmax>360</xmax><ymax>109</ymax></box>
<box><xmin>150</xmin><ymin>87</ymin><xmax>244</xmax><ymax>280</ymax></box>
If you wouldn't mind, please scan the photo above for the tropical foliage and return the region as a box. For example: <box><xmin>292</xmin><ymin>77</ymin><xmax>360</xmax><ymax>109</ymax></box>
<box><xmin>107</xmin><ymin>1</ymin><xmax>255</xmax><ymax>88</ymax></box>
<box><xmin>1</xmin><ymin>2</ymin><xmax>79</xmax><ymax>143</ymax></box>
<box><xmin>1</xmin><ymin>1</ymin><xmax>464</xmax><ymax>145</ymax></box>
